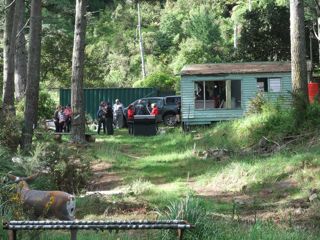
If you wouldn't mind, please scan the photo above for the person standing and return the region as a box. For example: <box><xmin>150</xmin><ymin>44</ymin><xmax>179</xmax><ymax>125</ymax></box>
<box><xmin>146</xmin><ymin>101</ymin><xmax>152</xmax><ymax>114</ymax></box>
<box><xmin>105</xmin><ymin>102</ymin><xmax>114</xmax><ymax>135</ymax></box>
<box><xmin>113</xmin><ymin>99</ymin><xmax>124</xmax><ymax>128</ymax></box>
<box><xmin>53</xmin><ymin>106</ymin><xmax>61</xmax><ymax>132</ymax></box>
<box><xmin>135</xmin><ymin>99</ymin><xmax>147</xmax><ymax>115</ymax></box>
<box><xmin>127</xmin><ymin>104</ymin><xmax>135</xmax><ymax>134</ymax></box>
<box><xmin>64</xmin><ymin>104</ymin><xmax>73</xmax><ymax>132</ymax></box>
<box><xmin>151</xmin><ymin>103</ymin><xmax>159</xmax><ymax>116</ymax></box>
<box><xmin>97</xmin><ymin>102</ymin><xmax>106</xmax><ymax>134</ymax></box>
<box><xmin>58</xmin><ymin>106</ymin><xmax>66</xmax><ymax>132</ymax></box>
<box><xmin>176</xmin><ymin>101</ymin><xmax>181</xmax><ymax>124</ymax></box>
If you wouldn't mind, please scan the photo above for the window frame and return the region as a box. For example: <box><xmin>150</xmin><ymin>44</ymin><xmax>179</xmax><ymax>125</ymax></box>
<box><xmin>194</xmin><ymin>79</ymin><xmax>242</xmax><ymax>110</ymax></box>
<box><xmin>268</xmin><ymin>78</ymin><xmax>282</xmax><ymax>93</ymax></box>
<box><xmin>256</xmin><ymin>77</ymin><xmax>282</xmax><ymax>93</ymax></box>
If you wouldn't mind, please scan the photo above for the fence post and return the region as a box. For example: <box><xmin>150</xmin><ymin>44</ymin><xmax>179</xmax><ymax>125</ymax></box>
<box><xmin>177</xmin><ymin>229</ymin><xmax>184</xmax><ymax>240</ymax></box>
<box><xmin>8</xmin><ymin>230</ymin><xmax>16</xmax><ymax>240</ymax></box>
<box><xmin>71</xmin><ymin>229</ymin><xmax>77</xmax><ymax>240</ymax></box>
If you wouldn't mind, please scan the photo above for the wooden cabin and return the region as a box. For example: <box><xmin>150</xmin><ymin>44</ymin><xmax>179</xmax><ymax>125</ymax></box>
<box><xmin>180</xmin><ymin>62</ymin><xmax>311</xmax><ymax>126</ymax></box>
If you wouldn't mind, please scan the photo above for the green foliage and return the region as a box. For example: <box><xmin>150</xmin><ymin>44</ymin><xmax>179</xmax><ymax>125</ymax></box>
<box><xmin>0</xmin><ymin>147</ymin><xmax>14</xmax><ymax>175</ymax></box>
<box><xmin>12</xmin><ymin>142</ymin><xmax>92</xmax><ymax>193</ymax></box>
<box><xmin>127</xmin><ymin>178</ymin><xmax>153</xmax><ymax>196</ymax></box>
<box><xmin>247</xmin><ymin>92</ymin><xmax>267</xmax><ymax>115</ymax></box>
<box><xmin>0</xmin><ymin>113</ymin><xmax>22</xmax><ymax>151</ymax></box>
<box><xmin>38</xmin><ymin>90</ymin><xmax>57</xmax><ymax>119</ymax></box>
<box><xmin>133</xmin><ymin>72</ymin><xmax>179</xmax><ymax>91</ymax></box>
<box><xmin>237</xmin><ymin>2</ymin><xmax>290</xmax><ymax>61</ymax></box>
<box><xmin>170</xmin><ymin>38</ymin><xmax>220</xmax><ymax>74</ymax></box>
<box><xmin>41</xmin><ymin>28</ymin><xmax>73</xmax><ymax>87</ymax></box>
<box><xmin>40</xmin><ymin>0</ymin><xmax>297</xmax><ymax>88</ymax></box>
<box><xmin>305</xmin><ymin>102</ymin><xmax>320</xmax><ymax>128</ymax></box>
<box><xmin>0</xmin><ymin>179</ymin><xmax>24</xmax><ymax>222</ymax></box>
<box><xmin>159</xmin><ymin>196</ymin><xmax>211</xmax><ymax>240</ymax></box>
<box><xmin>291</xmin><ymin>90</ymin><xmax>309</xmax><ymax>128</ymax></box>
<box><xmin>40</xmin><ymin>144</ymin><xmax>92</xmax><ymax>193</ymax></box>
<box><xmin>185</xmin><ymin>6</ymin><xmax>221</xmax><ymax>46</ymax></box>
<box><xmin>16</xmin><ymin>90</ymin><xmax>56</xmax><ymax>120</ymax></box>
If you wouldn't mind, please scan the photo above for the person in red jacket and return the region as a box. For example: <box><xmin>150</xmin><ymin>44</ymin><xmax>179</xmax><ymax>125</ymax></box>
<box><xmin>151</xmin><ymin>103</ymin><xmax>159</xmax><ymax>116</ymax></box>
<box><xmin>127</xmin><ymin>104</ymin><xmax>135</xmax><ymax>120</ymax></box>
<box><xmin>127</xmin><ymin>104</ymin><xmax>135</xmax><ymax>134</ymax></box>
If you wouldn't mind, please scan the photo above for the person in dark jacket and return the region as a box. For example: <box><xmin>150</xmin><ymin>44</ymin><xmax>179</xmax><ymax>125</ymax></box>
<box><xmin>135</xmin><ymin>100</ymin><xmax>147</xmax><ymax>115</ymax></box>
<box><xmin>97</xmin><ymin>102</ymin><xmax>106</xmax><ymax>134</ymax></box>
<box><xmin>105</xmin><ymin>102</ymin><xmax>114</xmax><ymax>135</ymax></box>
<box><xmin>53</xmin><ymin>105</ymin><xmax>61</xmax><ymax>132</ymax></box>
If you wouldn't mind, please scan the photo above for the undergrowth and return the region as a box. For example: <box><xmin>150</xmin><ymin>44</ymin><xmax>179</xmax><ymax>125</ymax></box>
<box><xmin>199</xmin><ymin>96</ymin><xmax>320</xmax><ymax>150</ymax></box>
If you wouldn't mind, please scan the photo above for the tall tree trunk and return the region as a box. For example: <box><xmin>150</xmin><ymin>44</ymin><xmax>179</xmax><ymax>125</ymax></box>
<box><xmin>21</xmin><ymin>0</ymin><xmax>42</xmax><ymax>151</ymax></box>
<box><xmin>14</xmin><ymin>0</ymin><xmax>27</xmax><ymax>100</ymax></box>
<box><xmin>71</xmin><ymin>0</ymin><xmax>87</xmax><ymax>144</ymax></box>
<box><xmin>137</xmin><ymin>1</ymin><xmax>146</xmax><ymax>78</ymax></box>
<box><xmin>317</xmin><ymin>0</ymin><xmax>320</xmax><ymax>65</ymax></box>
<box><xmin>233</xmin><ymin>24</ymin><xmax>238</xmax><ymax>49</ymax></box>
<box><xmin>2</xmin><ymin>0</ymin><xmax>17</xmax><ymax>115</ymax></box>
<box><xmin>290</xmin><ymin>0</ymin><xmax>308</xmax><ymax>95</ymax></box>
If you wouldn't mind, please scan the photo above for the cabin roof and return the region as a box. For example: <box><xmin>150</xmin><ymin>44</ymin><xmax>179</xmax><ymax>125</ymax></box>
<box><xmin>181</xmin><ymin>62</ymin><xmax>311</xmax><ymax>76</ymax></box>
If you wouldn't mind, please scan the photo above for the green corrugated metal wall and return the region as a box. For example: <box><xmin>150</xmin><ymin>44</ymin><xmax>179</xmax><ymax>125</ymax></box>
<box><xmin>60</xmin><ymin>88</ymin><xmax>159</xmax><ymax>120</ymax></box>
<box><xmin>181</xmin><ymin>72</ymin><xmax>292</xmax><ymax>125</ymax></box>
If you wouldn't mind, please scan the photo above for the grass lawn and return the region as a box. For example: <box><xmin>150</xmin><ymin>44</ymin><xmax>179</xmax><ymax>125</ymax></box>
<box><xmin>3</xmin><ymin>124</ymin><xmax>320</xmax><ymax>239</ymax></box>
<box><xmin>78</xmin><ymin>126</ymin><xmax>320</xmax><ymax>235</ymax></box>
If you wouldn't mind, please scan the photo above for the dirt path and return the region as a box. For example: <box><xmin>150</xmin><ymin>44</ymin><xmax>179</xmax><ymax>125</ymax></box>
<box><xmin>87</xmin><ymin>161</ymin><xmax>124</xmax><ymax>194</ymax></box>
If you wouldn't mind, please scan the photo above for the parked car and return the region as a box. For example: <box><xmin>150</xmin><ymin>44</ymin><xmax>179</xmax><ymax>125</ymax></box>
<box><xmin>124</xmin><ymin>96</ymin><xmax>181</xmax><ymax>126</ymax></box>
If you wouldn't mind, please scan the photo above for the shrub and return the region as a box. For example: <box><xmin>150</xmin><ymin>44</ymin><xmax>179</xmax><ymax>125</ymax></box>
<box><xmin>16</xmin><ymin>90</ymin><xmax>56</xmax><ymax>120</ymax></box>
<box><xmin>127</xmin><ymin>178</ymin><xmax>154</xmax><ymax>195</ymax></box>
<box><xmin>0</xmin><ymin>113</ymin><xmax>22</xmax><ymax>151</ymax></box>
<box><xmin>133</xmin><ymin>72</ymin><xmax>179</xmax><ymax>91</ymax></box>
<box><xmin>247</xmin><ymin>92</ymin><xmax>267</xmax><ymax>115</ymax></box>
<box><xmin>305</xmin><ymin>102</ymin><xmax>320</xmax><ymax>129</ymax></box>
<box><xmin>14</xmin><ymin>142</ymin><xmax>91</xmax><ymax>193</ymax></box>
<box><xmin>0</xmin><ymin>176</ymin><xmax>24</xmax><ymax>222</ymax></box>
<box><xmin>291</xmin><ymin>90</ymin><xmax>309</xmax><ymax>128</ymax></box>
<box><xmin>0</xmin><ymin>146</ymin><xmax>12</xmax><ymax>174</ymax></box>
<box><xmin>158</xmin><ymin>196</ymin><xmax>214</xmax><ymax>240</ymax></box>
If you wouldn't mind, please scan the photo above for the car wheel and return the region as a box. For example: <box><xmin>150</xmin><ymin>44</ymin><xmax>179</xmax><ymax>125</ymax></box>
<box><xmin>163</xmin><ymin>114</ymin><xmax>176</xmax><ymax>126</ymax></box>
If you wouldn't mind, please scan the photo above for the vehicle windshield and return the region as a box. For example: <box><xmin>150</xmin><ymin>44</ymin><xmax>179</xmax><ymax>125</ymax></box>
<box><xmin>165</xmin><ymin>97</ymin><xmax>180</xmax><ymax>105</ymax></box>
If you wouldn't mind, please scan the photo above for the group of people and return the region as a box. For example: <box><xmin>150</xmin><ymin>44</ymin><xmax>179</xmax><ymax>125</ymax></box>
<box><xmin>52</xmin><ymin>98</ymin><xmax>165</xmax><ymax>135</ymax></box>
<box><xmin>127</xmin><ymin>100</ymin><xmax>159</xmax><ymax>134</ymax></box>
<box><xmin>96</xmin><ymin>99</ymin><xmax>125</xmax><ymax>135</ymax></box>
<box><xmin>127</xmin><ymin>100</ymin><xmax>159</xmax><ymax>121</ymax></box>
<box><xmin>53</xmin><ymin>105</ymin><xmax>72</xmax><ymax>132</ymax></box>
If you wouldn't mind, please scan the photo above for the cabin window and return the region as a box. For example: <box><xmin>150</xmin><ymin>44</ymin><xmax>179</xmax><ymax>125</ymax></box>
<box><xmin>257</xmin><ymin>78</ymin><xmax>268</xmax><ymax>92</ymax></box>
<box><xmin>256</xmin><ymin>78</ymin><xmax>281</xmax><ymax>92</ymax></box>
<box><xmin>194</xmin><ymin>80</ymin><xmax>241</xmax><ymax>110</ymax></box>
<box><xmin>269</xmin><ymin>78</ymin><xmax>281</xmax><ymax>92</ymax></box>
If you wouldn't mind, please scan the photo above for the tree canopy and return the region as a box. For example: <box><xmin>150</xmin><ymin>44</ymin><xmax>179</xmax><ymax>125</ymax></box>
<box><xmin>0</xmin><ymin>0</ymin><xmax>318</xmax><ymax>92</ymax></box>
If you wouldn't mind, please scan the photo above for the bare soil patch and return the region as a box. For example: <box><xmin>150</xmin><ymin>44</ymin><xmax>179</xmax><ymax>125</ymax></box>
<box><xmin>88</xmin><ymin>161</ymin><xmax>123</xmax><ymax>191</ymax></box>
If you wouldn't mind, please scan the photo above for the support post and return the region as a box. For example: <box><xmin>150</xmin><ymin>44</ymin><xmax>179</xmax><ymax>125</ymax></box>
<box><xmin>8</xmin><ymin>230</ymin><xmax>17</xmax><ymax>240</ymax></box>
<box><xmin>177</xmin><ymin>229</ymin><xmax>184</xmax><ymax>240</ymax></box>
<box><xmin>71</xmin><ymin>229</ymin><xmax>77</xmax><ymax>240</ymax></box>
<box><xmin>226</xmin><ymin>80</ymin><xmax>232</xmax><ymax>109</ymax></box>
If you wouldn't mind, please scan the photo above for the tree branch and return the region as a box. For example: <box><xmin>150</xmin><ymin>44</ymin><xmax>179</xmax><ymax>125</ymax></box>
<box><xmin>314</xmin><ymin>0</ymin><xmax>320</xmax><ymax>13</ymax></box>
<box><xmin>313</xmin><ymin>23</ymin><xmax>320</xmax><ymax>41</ymax></box>
<box><xmin>16</xmin><ymin>18</ymin><xmax>30</xmax><ymax>39</ymax></box>
<box><xmin>5</xmin><ymin>0</ymin><xmax>16</xmax><ymax>10</ymax></box>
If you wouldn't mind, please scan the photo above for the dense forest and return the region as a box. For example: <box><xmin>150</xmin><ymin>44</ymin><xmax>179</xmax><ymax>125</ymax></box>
<box><xmin>0</xmin><ymin>0</ymin><xmax>319</xmax><ymax>93</ymax></box>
